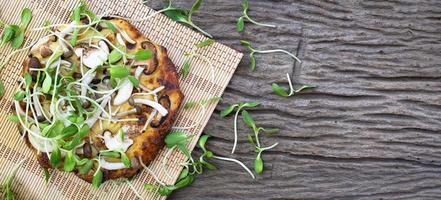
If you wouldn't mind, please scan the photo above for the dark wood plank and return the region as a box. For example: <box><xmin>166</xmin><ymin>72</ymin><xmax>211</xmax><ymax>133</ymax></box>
<box><xmin>150</xmin><ymin>0</ymin><xmax>441</xmax><ymax>199</ymax></box>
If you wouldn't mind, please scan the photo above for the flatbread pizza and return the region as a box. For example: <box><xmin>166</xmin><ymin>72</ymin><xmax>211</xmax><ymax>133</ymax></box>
<box><xmin>14</xmin><ymin>10</ymin><xmax>183</xmax><ymax>186</ymax></box>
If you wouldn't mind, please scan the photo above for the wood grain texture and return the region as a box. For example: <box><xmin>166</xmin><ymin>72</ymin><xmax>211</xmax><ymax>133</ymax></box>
<box><xmin>149</xmin><ymin>0</ymin><xmax>441</xmax><ymax>199</ymax></box>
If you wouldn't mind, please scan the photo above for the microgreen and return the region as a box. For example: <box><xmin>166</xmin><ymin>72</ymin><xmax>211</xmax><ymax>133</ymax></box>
<box><xmin>220</xmin><ymin>101</ymin><xmax>259</xmax><ymax>154</ymax></box>
<box><xmin>0</xmin><ymin>8</ymin><xmax>32</xmax><ymax>49</ymax></box>
<box><xmin>43</xmin><ymin>168</ymin><xmax>50</xmax><ymax>184</ymax></box>
<box><xmin>63</xmin><ymin>151</ymin><xmax>76</xmax><ymax>172</ymax></box>
<box><xmin>240</xmin><ymin>40</ymin><xmax>301</xmax><ymax>71</ymax></box>
<box><xmin>109</xmin><ymin>66</ymin><xmax>129</xmax><ymax>79</ymax></box>
<box><xmin>78</xmin><ymin>159</ymin><xmax>93</xmax><ymax>175</ymax></box>
<box><xmin>1</xmin><ymin>159</ymin><xmax>25</xmax><ymax>200</ymax></box>
<box><xmin>7</xmin><ymin>115</ymin><xmax>19</xmax><ymax>122</ymax></box>
<box><xmin>50</xmin><ymin>146</ymin><xmax>61</xmax><ymax>167</ymax></box>
<box><xmin>127</xmin><ymin>75</ymin><xmax>139</xmax><ymax>87</ymax></box>
<box><xmin>164</xmin><ymin>0</ymin><xmax>213</xmax><ymax>38</ymax></box>
<box><xmin>108</xmin><ymin>45</ymin><xmax>125</xmax><ymax>64</ymax></box>
<box><xmin>13</xmin><ymin>90</ymin><xmax>25</xmax><ymax>101</ymax></box>
<box><xmin>120</xmin><ymin>152</ymin><xmax>131</xmax><ymax>167</ymax></box>
<box><xmin>272</xmin><ymin>73</ymin><xmax>315</xmax><ymax>97</ymax></box>
<box><xmin>183</xmin><ymin>96</ymin><xmax>221</xmax><ymax>109</ymax></box>
<box><xmin>182</xmin><ymin>39</ymin><xmax>215</xmax><ymax>77</ymax></box>
<box><xmin>241</xmin><ymin>110</ymin><xmax>279</xmax><ymax>174</ymax></box>
<box><xmin>237</xmin><ymin>0</ymin><xmax>275</xmax><ymax>32</ymax></box>
<box><xmin>134</xmin><ymin>49</ymin><xmax>153</xmax><ymax>61</ymax></box>
<box><xmin>92</xmin><ymin>169</ymin><xmax>103</xmax><ymax>188</ymax></box>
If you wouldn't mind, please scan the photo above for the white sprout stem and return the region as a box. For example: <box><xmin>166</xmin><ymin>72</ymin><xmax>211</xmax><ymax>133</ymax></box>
<box><xmin>255</xmin><ymin>49</ymin><xmax>301</xmax><ymax>63</ymax></box>
<box><xmin>96</xmin><ymin>116</ymin><xmax>139</xmax><ymax>123</ymax></box>
<box><xmin>138</xmin><ymin>157</ymin><xmax>166</xmax><ymax>186</ymax></box>
<box><xmin>244</xmin><ymin>15</ymin><xmax>276</xmax><ymax>28</ymax></box>
<box><xmin>50</xmin><ymin>58</ymin><xmax>62</xmax><ymax>118</ymax></box>
<box><xmin>182</xmin><ymin>21</ymin><xmax>213</xmax><ymax>38</ymax></box>
<box><xmin>285</xmin><ymin>73</ymin><xmax>295</xmax><ymax>96</ymax></box>
<box><xmin>260</xmin><ymin>142</ymin><xmax>279</xmax><ymax>151</ymax></box>
<box><xmin>125</xmin><ymin>179</ymin><xmax>145</xmax><ymax>200</ymax></box>
<box><xmin>84</xmin><ymin>36</ymin><xmax>127</xmax><ymax>56</ymax></box>
<box><xmin>0</xmin><ymin>37</ymin><xmax>46</xmax><ymax>70</ymax></box>
<box><xmin>161</xmin><ymin>146</ymin><xmax>177</xmax><ymax>180</ymax></box>
<box><xmin>231</xmin><ymin>107</ymin><xmax>242</xmax><ymax>154</ymax></box>
<box><xmin>255</xmin><ymin>129</ymin><xmax>261</xmax><ymax>148</ymax></box>
<box><xmin>212</xmin><ymin>156</ymin><xmax>255</xmax><ymax>179</ymax></box>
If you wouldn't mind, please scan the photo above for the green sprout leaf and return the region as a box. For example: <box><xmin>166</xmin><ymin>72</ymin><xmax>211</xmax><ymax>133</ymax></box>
<box><xmin>78</xmin><ymin>124</ymin><xmax>89</xmax><ymax>138</ymax></box>
<box><xmin>92</xmin><ymin>170</ymin><xmax>103</xmax><ymax>188</ymax></box>
<box><xmin>241</xmin><ymin>110</ymin><xmax>256</xmax><ymax>130</ymax></box>
<box><xmin>254</xmin><ymin>153</ymin><xmax>263</xmax><ymax>174</ymax></box>
<box><xmin>63</xmin><ymin>135</ymin><xmax>81</xmax><ymax>150</ymax></box>
<box><xmin>50</xmin><ymin>146</ymin><xmax>61</xmax><ymax>167</ymax></box>
<box><xmin>100</xmin><ymin>151</ymin><xmax>120</xmax><ymax>158</ymax></box>
<box><xmin>241</xmin><ymin>101</ymin><xmax>259</xmax><ymax>108</ymax></box>
<box><xmin>271</xmin><ymin>83</ymin><xmax>289</xmax><ymax>97</ymax></box>
<box><xmin>196</xmin><ymin>39</ymin><xmax>215</xmax><ymax>48</ymax></box>
<box><xmin>220</xmin><ymin>104</ymin><xmax>238</xmax><ymax>118</ymax></box>
<box><xmin>295</xmin><ymin>84</ymin><xmax>316</xmax><ymax>93</ymax></box>
<box><xmin>249</xmin><ymin>52</ymin><xmax>256</xmax><ymax>70</ymax></box>
<box><xmin>63</xmin><ymin>151</ymin><xmax>76</xmax><ymax>172</ymax></box>
<box><xmin>236</xmin><ymin>17</ymin><xmax>244</xmax><ymax>32</ymax></box>
<box><xmin>108</xmin><ymin>46</ymin><xmax>124</xmax><ymax>64</ymax></box>
<box><xmin>1</xmin><ymin>26</ymin><xmax>15</xmax><ymax>44</ymax></box>
<box><xmin>165</xmin><ymin>131</ymin><xmax>188</xmax><ymax>148</ymax></box>
<box><xmin>134</xmin><ymin>49</ymin><xmax>153</xmax><ymax>61</ymax></box>
<box><xmin>127</xmin><ymin>75</ymin><xmax>139</xmax><ymax>87</ymax></box>
<box><xmin>20</xmin><ymin>8</ymin><xmax>32</xmax><ymax>29</ymax></box>
<box><xmin>41</xmin><ymin>74</ymin><xmax>52</xmax><ymax>94</ymax></box>
<box><xmin>109</xmin><ymin>66</ymin><xmax>129</xmax><ymax>78</ymax></box>
<box><xmin>11</xmin><ymin>30</ymin><xmax>24</xmax><ymax>49</ymax></box>
<box><xmin>182</xmin><ymin>59</ymin><xmax>191</xmax><ymax>77</ymax></box>
<box><xmin>120</xmin><ymin>152</ymin><xmax>131</xmax><ymax>167</ymax></box>
<box><xmin>240</xmin><ymin>40</ymin><xmax>251</xmax><ymax>47</ymax></box>
<box><xmin>43</xmin><ymin>168</ymin><xmax>50</xmax><ymax>184</ymax></box>
<box><xmin>13</xmin><ymin>91</ymin><xmax>25</xmax><ymax>101</ymax></box>
<box><xmin>198</xmin><ymin>135</ymin><xmax>210</xmax><ymax>152</ymax></box>
<box><xmin>24</xmin><ymin>73</ymin><xmax>32</xmax><ymax>87</ymax></box>
<box><xmin>7</xmin><ymin>115</ymin><xmax>19</xmax><ymax>122</ymax></box>
<box><xmin>78</xmin><ymin>159</ymin><xmax>93</xmax><ymax>175</ymax></box>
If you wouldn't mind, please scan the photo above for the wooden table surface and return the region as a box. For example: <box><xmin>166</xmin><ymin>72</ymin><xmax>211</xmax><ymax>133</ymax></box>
<box><xmin>149</xmin><ymin>1</ymin><xmax>441</xmax><ymax>199</ymax></box>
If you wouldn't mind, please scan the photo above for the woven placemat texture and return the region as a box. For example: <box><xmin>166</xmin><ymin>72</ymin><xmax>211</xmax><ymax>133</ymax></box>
<box><xmin>0</xmin><ymin>0</ymin><xmax>242</xmax><ymax>199</ymax></box>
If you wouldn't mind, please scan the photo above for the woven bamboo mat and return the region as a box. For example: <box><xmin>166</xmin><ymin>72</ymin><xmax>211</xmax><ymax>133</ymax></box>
<box><xmin>0</xmin><ymin>0</ymin><xmax>242</xmax><ymax>199</ymax></box>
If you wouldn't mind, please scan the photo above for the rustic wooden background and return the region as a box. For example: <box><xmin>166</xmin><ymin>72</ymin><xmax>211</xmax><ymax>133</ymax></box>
<box><xmin>150</xmin><ymin>0</ymin><xmax>441</xmax><ymax>199</ymax></box>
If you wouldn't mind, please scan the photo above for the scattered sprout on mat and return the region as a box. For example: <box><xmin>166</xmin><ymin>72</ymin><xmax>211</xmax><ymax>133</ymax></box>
<box><xmin>1</xmin><ymin>158</ymin><xmax>26</xmax><ymax>200</ymax></box>
<box><xmin>240</xmin><ymin>40</ymin><xmax>301</xmax><ymax>71</ymax></box>
<box><xmin>0</xmin><ymin>8</ymin><xmax>32</xmax><ymax>48</ymax></box>
<box><xmin>43</xmin><ymin>168</ymin><xmax>51</xmax><ymax>184</ymax></box>
<box><xmin>220</xmin><ymin>101</ymin><xmax>259</xmax><ymax>154</ymax></box>
<box><xmin>182</xmin><ymin>39</ymin><xmax>215</xmax><ymax>77</ymax></box>
<box><xmin>237</xmin><ymin>0</ymin><xmax>275</xmax><ymax>32</ymax></box>
<box><xmin>183</xmin><ymin>96</ymin><xmax>221</xmax><ymax>109</ymax></box>
<box><xmin>147</xmin><ymin>134</ymin><xmax>254</xmax><ymax>196</ymax></box>
<box><xmin>164</xmin><ymin>0</ymin><xmax>213</xmax><ymax>38</ymax></box>
<box><xmin>241</xmin><ymin>110</ymin><xmax>279</xmax><ymax>174</ymax></box>
<box><xmin>272</xmin><ymin>73</ymin><xmax>315</xmax><ymax>97</ymax></box>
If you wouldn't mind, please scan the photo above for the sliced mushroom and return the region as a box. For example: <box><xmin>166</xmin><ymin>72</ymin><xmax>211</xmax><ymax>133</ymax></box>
<box><xmin>39</xmin><ymin>45</ymin><xmax>53</xmax><ymax>58</ymax></box>
<box><xmin>82</xmin><ymin>141</ymin><xmax>97</xmax><ymax>158</ymax></box>
<box><xmin>116</xmin><ymin>34</ymin><xmax>125</xmax><ymax>47</ymax></box>
<box><xmin>150</xmin><ymin>95</ymin><xmax>170</xmax><ymax>128</ymax></box>
<box><xmin>113</xmin><ymin>79</ymin><xmax>133</xmax><ymax>106</ymax></box>
<box><xmin>133</xmin><ymin>97</ymin><xmax>168</xmax><ymax>116</ymax></box>
<box><xmin>99</xmin><ymin>128</ymin><xmax>133</xmax><ymax>152</ymax></box>
<box><xmin>82</xmin><ymin>42</ymin><xmax>109</xmax><ymax>69</ymax></box>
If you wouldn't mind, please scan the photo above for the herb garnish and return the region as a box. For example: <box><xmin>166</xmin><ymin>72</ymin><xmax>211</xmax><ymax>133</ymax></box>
<box><xmin>182</xmin><ymin>39</ymin><xmax>215</xmax><ymax>77</ymax></box>
<box><xmin>220</xmin><ymin>101</ymin><xmax>259</xmax><ymax>154</ymax></box>
<box><xmin>241</xmin><ymin>110</ymin><xmax>279</xmax><ymax>174</ymax></box>
<box><xmin>240</xmin><ymin>40</ymin><xmax>301</xmax><ymax>71</ymax></box>
<box><xmin>0</xmin><ymin>8</ymin><xmax>32</xmax><ymax>49</ymax></box>
<box><xmin>164</xmin><ymin>0</ymin><xmax>213</xmax><ymax>38</ymax></box>
<box><xmin>236</xmin><ymin>0</ymin><xmax>275</xmax><ymax>32</ymax></box>
<box><xmin>272</xmin><ymin>73</ymin><xmax>315</xmax><ymax>97</ymax></box>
